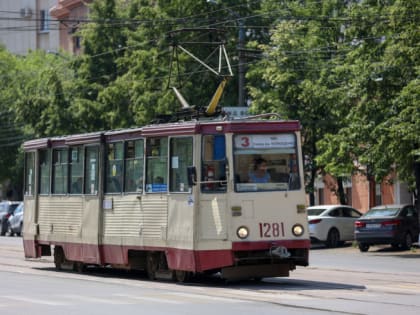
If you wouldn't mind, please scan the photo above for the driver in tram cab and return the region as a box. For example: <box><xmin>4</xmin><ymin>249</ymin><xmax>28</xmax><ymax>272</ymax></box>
<box><xmin>248</xmin><ymin>158</ymin><xmax>271</xmax><ymax>183</ymax></box>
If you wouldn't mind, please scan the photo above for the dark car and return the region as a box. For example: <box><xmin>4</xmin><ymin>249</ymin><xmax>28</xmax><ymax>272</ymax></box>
<box><xmin>354</xmin><ymin>204</ymin><xmax>419</xmax><ymax>252</ymax></box>
<box><xmin>7</xmin><ymin>202</ymin><xmax>24</xmax><ymax>236</ymax></box>
<box><xmin>0</xmin><ymin>201</ymin><xmax>22</xmax><ymax>236</ymax></box>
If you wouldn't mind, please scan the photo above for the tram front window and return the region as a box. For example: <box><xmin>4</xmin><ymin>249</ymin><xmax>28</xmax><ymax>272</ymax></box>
<box><xmin>233</xmin><ymin>134</ymin><xmax>301</xmax><ymax>192</ymax></box>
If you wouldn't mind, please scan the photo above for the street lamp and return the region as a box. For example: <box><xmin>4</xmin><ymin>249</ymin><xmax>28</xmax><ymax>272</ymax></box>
<box><xmin>207</xmin><ymin>0</ymin><xmax>246</xmax><ymax>107</ymax></box>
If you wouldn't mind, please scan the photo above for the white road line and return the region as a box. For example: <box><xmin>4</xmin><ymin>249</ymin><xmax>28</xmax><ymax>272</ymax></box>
<box><xmin>113</xmin><ymin>293</ymin><xmax>185</xmax><ymax>305</ymax></box>
<box><xmin>167</xmin><ymin>292</ymin><xmax>247</xmax><ymax>303</ymax></box>
<box><xmin>57</xmin><ymin>294</ymin><xmax>133</xmax><ymax>305</ymax></box>
<box><xmin>2</xmin><ymin>295</ymin><xmax>68</xmax><ymax>306</ymax></box>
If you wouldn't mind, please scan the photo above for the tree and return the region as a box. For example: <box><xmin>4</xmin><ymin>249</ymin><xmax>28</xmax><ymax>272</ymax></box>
<box><xmin>316</xmin><ymin>0</ymin><xmax>420</xmax><ymax>205</ymax></box>
<box><xmin>247</xmin><ymin>0</ymin><xmax>348</xmax><ymax>204</ymax></box>
<box><xmin>0</xmin><ymin>47</ymin><xmax>24</xmax><ymax>189</ymax></box>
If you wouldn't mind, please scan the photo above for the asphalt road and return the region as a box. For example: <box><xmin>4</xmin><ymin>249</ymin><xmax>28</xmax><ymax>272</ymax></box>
<box><xmin>0</xmin><ymin>237</ymin><xmax>419</xmax><ymax>315</ymax></box>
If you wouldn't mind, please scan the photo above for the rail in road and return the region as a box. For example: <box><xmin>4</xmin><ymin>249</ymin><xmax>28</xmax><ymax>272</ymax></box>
<box><xmin>1</xmin><ymin>237</ymin><xmax>420</xmax><ymax>315</ymax></box>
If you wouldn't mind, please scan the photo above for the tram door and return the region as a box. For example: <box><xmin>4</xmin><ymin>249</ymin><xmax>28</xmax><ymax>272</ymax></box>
<box><xmin>199</xmin><ymin>135</ymin><xmax>228</xmax><ymax>240</ymax></box>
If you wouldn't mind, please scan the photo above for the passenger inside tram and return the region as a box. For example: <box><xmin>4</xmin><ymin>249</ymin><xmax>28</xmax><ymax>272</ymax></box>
<box><xmin>248</xmin><ymin>158</ymin><xmax>271</xmax><ymax>183</ymax></box>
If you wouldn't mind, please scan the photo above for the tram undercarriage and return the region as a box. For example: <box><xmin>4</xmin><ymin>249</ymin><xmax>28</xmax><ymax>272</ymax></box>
<box><xmin>46</xmin><ymin>243</ymin><xmax>308</xmax><ymax>282</ymax></box>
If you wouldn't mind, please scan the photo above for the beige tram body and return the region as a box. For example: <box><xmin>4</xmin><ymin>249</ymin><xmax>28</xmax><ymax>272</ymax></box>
<box><xmin>23</xmin><ymin>118</ymin><xmax>309</xmax><ymax>281</ymax></box>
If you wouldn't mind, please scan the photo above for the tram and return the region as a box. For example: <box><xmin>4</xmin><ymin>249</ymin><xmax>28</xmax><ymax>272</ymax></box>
<box><xmin>22</xmin><ymin>112</ymin><xmax>309</xmax><ymax>282</ymax></box>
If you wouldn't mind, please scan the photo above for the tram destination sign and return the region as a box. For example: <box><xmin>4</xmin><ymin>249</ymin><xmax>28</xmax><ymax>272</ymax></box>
<box><xmin>234</xmin><ymin>134</ymin><xmax>295</xmax><ymax>149</ymax></box>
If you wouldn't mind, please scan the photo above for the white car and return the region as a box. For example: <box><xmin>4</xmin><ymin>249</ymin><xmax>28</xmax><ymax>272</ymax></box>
<box><xmin>307</xmin><ymin>205</ymin><xmax>362</xmax><ymax>247</ymax></box>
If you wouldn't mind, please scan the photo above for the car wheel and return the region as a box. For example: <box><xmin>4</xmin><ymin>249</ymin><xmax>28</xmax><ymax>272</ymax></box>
<box><xmin>326</xmin><ymin>228</ymin><xmax>340</xmax><ymax>248</ymax></box>
<box><xmin>402</xmin><ymin>232</ymin><xmax>413</xmax><ymax>250</ymax></box>
<box><xmin>6</xmin><ymin>222</ymin><xmax>13</xmax><ymax>237</ymax></box>
<box><xmin>16</xmin><ymin>222</ymin><xmax>22</xmax><ymax>237</ymax></box>
<box><xmin>358</xmin><ymin>243</ymin><xmax>369</xmax><ymax>252</ymax></box>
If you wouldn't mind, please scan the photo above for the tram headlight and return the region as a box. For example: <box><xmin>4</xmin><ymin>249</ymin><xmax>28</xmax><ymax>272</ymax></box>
<box><xmin>292</xmin><ymin>224</ymin><xmax>304</xmax><ymax>237</ymax></box>
<box><xmin>236</xmin><ymin>226</ymin><xmax>249</xmax><ymax>239</ymax></box>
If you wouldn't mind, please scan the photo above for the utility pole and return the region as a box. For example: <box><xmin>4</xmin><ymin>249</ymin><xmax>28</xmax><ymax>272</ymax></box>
<box><xmin>237</xmin><ymin>18</ymin><xmax>245</xmax><ymax>107</ymax></box>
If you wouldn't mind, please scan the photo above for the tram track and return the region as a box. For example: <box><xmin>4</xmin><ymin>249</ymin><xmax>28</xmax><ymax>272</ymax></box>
<box><xmin>1</xmin><ymin>237</ymin><xmax>420</xmax><ymax>315</ymax></box>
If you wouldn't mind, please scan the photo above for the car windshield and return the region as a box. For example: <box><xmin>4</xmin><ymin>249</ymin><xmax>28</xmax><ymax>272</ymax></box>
<box><xmin>307</xmin><ymin>208</ymin><xmax>327</xmax><ymax>216</ymax></box>
<box><xmin>364</xmin><ymin>208</ymin><xmax>400</xmax><ymax>217</ymax></box>
<box><xmin>7</xmin><ymin>203</ymin><xmax>19</xmax><ymax>214</ymax></box>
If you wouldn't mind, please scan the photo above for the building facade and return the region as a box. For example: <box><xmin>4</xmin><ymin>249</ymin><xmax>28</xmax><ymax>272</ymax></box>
<box><xmin>315</xmin><ymin>173</ymin><xmax>413</xmax><ymax>213</ymax></box>
<box><xmin>0</xmin><ymin>0</ymin><xmax>59</xmax><ymax>54</ymax></box>
<box><xmin>49</xmin><ymin>0</ymin><xmax>90</xmax><ymax>55</ymax></box>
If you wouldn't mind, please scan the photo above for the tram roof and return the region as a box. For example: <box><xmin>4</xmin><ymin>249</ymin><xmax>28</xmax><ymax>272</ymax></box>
<box><xmin>22</xmin><ymin>118</ymin><xmax>301</xmax><ymax>150</ymax></box>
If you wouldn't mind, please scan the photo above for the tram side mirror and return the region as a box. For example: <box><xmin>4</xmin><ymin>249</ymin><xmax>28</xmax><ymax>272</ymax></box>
<box><xmin>187</xmin><ymin>166</ymin><xmax>197</xmax><ymax>186</ymax></box>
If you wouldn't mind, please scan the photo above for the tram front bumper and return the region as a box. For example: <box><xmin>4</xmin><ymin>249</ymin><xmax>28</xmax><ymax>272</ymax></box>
<box><xmin>221</xmin><ymin>263</ymin><xmax>290</xmax><ymax>281</ymax></box>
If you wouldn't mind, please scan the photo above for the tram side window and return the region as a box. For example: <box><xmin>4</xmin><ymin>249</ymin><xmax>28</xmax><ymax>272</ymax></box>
<box><xmin>146</xmin><ymin>138</ymin><xmax>168</xmax><ymax>193</ymax></box>
<box><xmin>125</xmin><ymin>139</ymin><xmax>144</xmax><ymax>193</ymax></box>
<box><xmin>85</xmin><ymin>146</ymin><xmax>99</xmax><ymax>195</ymax></box>
<box><xmin>170</xmin><ymin>137</ymin><xmax>193</xmax><ymax>192</ymax></box>
<box><xmin>39</xmin><ymin>149</ymin><xmax>51</xmax><ymax>194</ymax></box>
<box><xmin>69</xmin><ymin>146</ymin><xmax>84</xmax><ymax>194</ymax></box>
<box><xmin>106</xmin><ymin>142</ymin><xmax>123</xmax><ymax>193</ymax></box>
<box><xmin>52</xmin><ymin>148</ymin><xmax>69</xmax><ymax>194</ymax></box>
<box><xmin>201</xmin><ymin>135</ymin><xmax>227</xmax><ymax>193</ymax></box>
<box><xmin>24</xmin><ymin>152</ymin><xmax>35</xmax><ymax>196</ymax></box>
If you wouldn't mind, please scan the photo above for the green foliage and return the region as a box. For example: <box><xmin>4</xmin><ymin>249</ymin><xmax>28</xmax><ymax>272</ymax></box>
<box><xmin>316</xmin><ymin>0</ymin><xmax>420</xmax><ymax>190</ymax></box>
<box><xmin>248</xmin><ymin>0</ymin><xmax>348</xmax><ymax>201</ymax></box>
<box><xmin>1</xmin><ymin>0</ymin><xmax>419</xmax><ymax>200</ymax></box>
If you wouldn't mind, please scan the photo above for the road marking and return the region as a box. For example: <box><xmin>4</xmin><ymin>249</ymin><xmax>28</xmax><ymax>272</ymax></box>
<box><xmin>113</xmin><ymin>293</ymin><xmax>185</xmax><ymax>304</ymax></box>
<box><xmin>167</xmin><ymin>292</ymin><xmax>247</xmax><ymax>303</ymax></box>
<box><xmin>57</xmin><ymin>294</ymin><xmax>133</xmax><ymax>305</ymax></box>
<box><xmin>2</xmin><ymin>295</ymin><xmax>68</xmax><ymax>306</ymax></box>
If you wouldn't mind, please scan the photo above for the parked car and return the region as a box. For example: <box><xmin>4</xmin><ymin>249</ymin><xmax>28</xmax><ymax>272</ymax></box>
<box><xmin>354</xmin><ymin>204</ymin><xmax>419</xmax><ymax>252</ymax></box>
<box><xmin>0</xmin><ymin>201</ymin><xmax>22</xmax><ymax>236</ymax></box>
<box><xmin>7</xmin><ymin>202</ymin><xmax>24</xmax><ymax>236</ymax></box>
<box><xmin>307</xmin><ymin>205</ymin><xmax>363</xmax><ymax>248</ymax></box>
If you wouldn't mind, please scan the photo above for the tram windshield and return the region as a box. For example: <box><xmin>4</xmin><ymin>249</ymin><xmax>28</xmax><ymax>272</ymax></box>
<box><xmin>233</xmin><ymin>133</ymin><xmax>301</xmax><ymax>192</ymax></box>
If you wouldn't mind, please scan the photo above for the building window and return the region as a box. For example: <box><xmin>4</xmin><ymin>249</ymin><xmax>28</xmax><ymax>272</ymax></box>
<box><xmin>375</xmin><ymin>183</ymin><xmax>382</xmax><ymax>205</ymax></box>
<box><xmin>40</xmin><ymin>10</ymin><xmax>49</xmax><ymax>32</ymax></box>
<box><xmin>74</xmin><ymin>36</ymin><xmax>81</xmax><ymax>49</ymax></box>
<box><xmin>346</xmin><ymin>187</ymin><xmax>352</xmax><ymax>206</ymax></box>
<box><xmin>318</xmin><ymin>188</ymin><xmax>324</xmax><ymax>205</ymax></box>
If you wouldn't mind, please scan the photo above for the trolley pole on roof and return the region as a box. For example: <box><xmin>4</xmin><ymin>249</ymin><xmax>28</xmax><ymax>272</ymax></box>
<box><xmin>207</xmin><ymin>0</ymin><xmax>246</xmax><ymax>107</ymax></box>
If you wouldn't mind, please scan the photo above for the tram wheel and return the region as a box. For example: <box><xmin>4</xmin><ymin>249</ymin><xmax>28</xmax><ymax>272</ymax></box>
<box><xmin>73</xmin><ymin>261</ymin><xmax>86</xmax><ymax>273</ymax></box>
<box><xmin>146</xmin><ymin>252</ymin><xmax>158</xmax><ymax>280</ymax></box>
<box><xmin>54</xmin><ymin>246</ymin><xmax>65</xmax><ymax>270</ymax></box>
<box><xmin>174</xmin><ymin>270</ymin><xmax>191</xmax><ymax>283</ymax></box>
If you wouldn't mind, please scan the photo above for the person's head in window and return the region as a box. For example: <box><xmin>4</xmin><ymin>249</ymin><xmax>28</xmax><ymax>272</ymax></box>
<box><xmin>249</xmin><ymin>158</ymin><xmax>271</xmax><ymax>183</ymax></box>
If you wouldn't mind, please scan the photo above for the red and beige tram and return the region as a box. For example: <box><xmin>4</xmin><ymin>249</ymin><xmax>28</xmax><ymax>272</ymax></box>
<box><xmin>22</xmin><ymin>115</ymin><xmax>309</xmax><ymax>281</ymax></box>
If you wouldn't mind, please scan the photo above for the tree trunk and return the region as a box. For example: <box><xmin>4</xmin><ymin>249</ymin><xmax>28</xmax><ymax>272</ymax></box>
<box><xmin>414</xmin><ymin>161</ymin><xmax>420</xmax><ymax>210</ymax></box>
<box><xmin>336</xmin><ymin>177</ymin><xmax>347</xmax><ymax>205</ymax></box>
<box><xmin>308</xmin><ymin>166</ymin><xmax>317</xmax><ymax>206</ymax></box>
